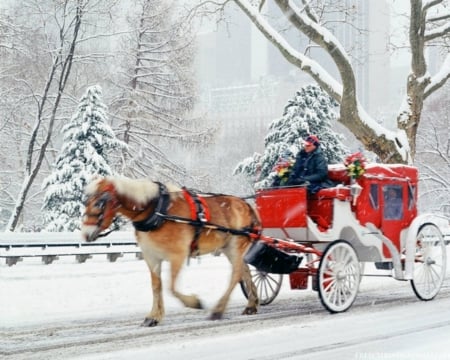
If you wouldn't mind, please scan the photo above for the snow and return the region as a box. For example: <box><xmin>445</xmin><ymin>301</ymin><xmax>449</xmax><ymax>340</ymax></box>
<box><xmin>41</xmin><ymin>85</ymin><xmax>126</xmax><ymax>232</ymax></box>
<box><xmin>289</xmin><ymin>0</ymin><xmax>350</xmax><ymax>64</ymax></box>
<box><xmin>0</xmin><ymin>254</ymin><xmax>233</xmax><ymax>328</ymax></box>
<box><xmin>234</xmin><ymin>0</ymin><xmax>343</xmax><ymax>97</ymax></box>
<box><xmin>234</xmin><ymin>0</ymin><xmax>413</xmax><ymax>162</ymax></box>
<box><xmin>427</xmin><ymin>54</ymin><xmax>450</xmax><ymax>91</ymax></box>
<box><xmin>2</xmin><ymin>247</ymin><xmax>450</xmax><ymax>359</ymax></box>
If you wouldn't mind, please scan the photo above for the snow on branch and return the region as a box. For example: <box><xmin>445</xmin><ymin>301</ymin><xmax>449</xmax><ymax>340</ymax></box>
<box><xmin>422</xmin><ymin>0</ymin><xmax>445</xmax><ymax>13</ymax></box>
<box><xmin>424</xmin><ymin>21</ymin><xmax>450</xmax><ymax>41</ymax></box>
<box><xmin>234</xmin><ymin>0</ymin><xmax>342</xmax><ymax>99</ymax></box>
<box><xmin>424</xmin><ymin>54</ymin><xmax>450</xmax><ymax>98</ymax></box>
<box><xmin>289</xmin><ymin>0</ymin><xmax>350</xmax><ymax>64</ymax></box>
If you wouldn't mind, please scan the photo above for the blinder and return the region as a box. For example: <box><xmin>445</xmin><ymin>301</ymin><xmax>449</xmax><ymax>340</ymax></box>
<box><xmin>84</xmin><ymin>191</ymin><xmax>119</xmax><ymax>230</ymax></box>
<box><xmin>94</xmin><ymin>193</ymin><xmax>111</xmax><ymax>210</ymax></box>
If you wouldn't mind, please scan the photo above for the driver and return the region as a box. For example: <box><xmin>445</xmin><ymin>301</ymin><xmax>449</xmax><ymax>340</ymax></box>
<box><xmin>286</xmin><ymin>135</ymin><xmax>333</xmax><ymax>193</ymax></box>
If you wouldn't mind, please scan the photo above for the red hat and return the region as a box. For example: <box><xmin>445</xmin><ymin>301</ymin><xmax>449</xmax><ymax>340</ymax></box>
<box><xmin>304</xmin><ymin>135</ymin><xmax>320</xmax><ymax>147</ymax></box>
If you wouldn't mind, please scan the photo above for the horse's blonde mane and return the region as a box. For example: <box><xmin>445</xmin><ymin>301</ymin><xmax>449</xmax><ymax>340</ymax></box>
<box><xmin>85</xmin><ymin>175</ymin><xmax>181</xmax><ymax>205</ymax></box>
<box><xmin>85</xmin><ymin>177</ymin><xmax>103</xmax><ymax>196</ymax></box>
<box><xmin>109</xmin><ymin>176</ymin><xmax>181</xmax><ymax>205</ymax></box>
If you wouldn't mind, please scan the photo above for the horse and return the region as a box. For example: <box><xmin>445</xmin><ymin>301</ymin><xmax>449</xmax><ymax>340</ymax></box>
<box><xmin>81</xmin><ymin>175</ymin><xmax>260</xmax><ymax>327</ymax></box>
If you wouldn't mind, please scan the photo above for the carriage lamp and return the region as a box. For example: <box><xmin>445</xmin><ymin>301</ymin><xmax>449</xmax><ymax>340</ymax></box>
<box><xmin>350</xmin><ymin>181</ymin><xmax>362</xmax><ymax>205</ymax></box>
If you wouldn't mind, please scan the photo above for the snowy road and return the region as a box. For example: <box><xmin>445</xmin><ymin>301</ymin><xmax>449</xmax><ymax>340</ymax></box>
<box><xmin>2</xmin><ymin>254</ymin><xmax>450</xmax><ymax>359</ymax></box>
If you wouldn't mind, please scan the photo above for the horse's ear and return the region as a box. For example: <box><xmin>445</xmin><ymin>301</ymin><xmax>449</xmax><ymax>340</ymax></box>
<box><xmin>89</xmin><ymin>174</ymin><xmax>103</xmax><ymax>182</ymax></box>
<box><xmin>85</xmin><ymin>174</ymin><xmax>105</xmax><ymax>195</ymax></box>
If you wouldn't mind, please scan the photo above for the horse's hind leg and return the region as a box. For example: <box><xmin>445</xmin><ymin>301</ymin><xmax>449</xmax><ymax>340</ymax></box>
<box><xmin>169</xmin><ymin>255</ymin><xmax>203</xmax><ymax>309</ymax></box>
<box><xmin>210</xmin><ymin>241</ymin><xmax>258</xmax><ymax>320</ymax></box>
<box><xmin>241</xmin><ymin>262</ymin><xmax>259</xmax><ymax>314</ymax></box>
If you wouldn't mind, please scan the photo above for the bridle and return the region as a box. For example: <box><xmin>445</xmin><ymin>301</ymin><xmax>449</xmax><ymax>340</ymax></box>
<box><xmin>83</xmin><ymin>182</ymin><xmax>169</xmax><ymax>238</ymax></box>
<box><xmin>84</xmin><ymin>190</ymin><xmax>121</xmax><ymax>238</ymax></box>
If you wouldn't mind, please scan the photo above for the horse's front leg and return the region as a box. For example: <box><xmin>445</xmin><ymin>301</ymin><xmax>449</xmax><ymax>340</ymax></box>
<box><xmin>169</xmin><ymin>254</ymin><xmax>203</xmax><ymax>310</ymax></box>
<box><xmin>141</xmin><ymin>259</ymin><xmax>165</xmax><ymax>327</ymax></box>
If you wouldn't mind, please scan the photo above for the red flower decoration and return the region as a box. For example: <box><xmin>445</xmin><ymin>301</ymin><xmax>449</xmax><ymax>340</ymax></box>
<box><xmin>344</xmin><ymin>152</ymin><xmax>367</xmax><ymax>179</ymax></box>
<box><xmin>272</xmin><ymin>158</ymin><xmax>294</xmax><ymax>185</ymax></box>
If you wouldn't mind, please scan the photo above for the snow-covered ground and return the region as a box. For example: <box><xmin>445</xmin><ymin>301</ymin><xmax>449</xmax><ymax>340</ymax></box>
<box><xmin>1</xmin><ymin>253</ymin><xmax>241</xmax><ymax>328</ymax></box>
<box><xmin>2</xmin><ymin>251</ymin><xmax>450</xmax><ymax>359</ymax></box>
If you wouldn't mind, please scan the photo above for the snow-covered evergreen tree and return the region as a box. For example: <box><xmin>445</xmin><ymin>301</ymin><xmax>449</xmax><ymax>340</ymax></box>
<box><xmin>234</xmin><ymin>84</ymin><xmax>348</xmax><ymax>189</ymax></box>
<box><xmin>42</xmin><ymin>85</ymin><xmax>127</xmax><ymax>232</ymax></box>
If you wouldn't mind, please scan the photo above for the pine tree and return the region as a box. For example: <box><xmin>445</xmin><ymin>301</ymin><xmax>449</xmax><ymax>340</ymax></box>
<box><xmin>41</xmin><ymin>85</ymin><xmax>127</xmax><ymax>232</ymax></box>
<box><xmin>234</xmin><ymin>84</ymin><xmax>348</xmax><ymax>189</ymax></box>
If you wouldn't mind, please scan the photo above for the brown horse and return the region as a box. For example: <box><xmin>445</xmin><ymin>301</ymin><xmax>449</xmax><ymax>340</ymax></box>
<box><xmin>81</xmin><ymin>175</ymin><xmax>260</xmax><ymax>326</ymax></box>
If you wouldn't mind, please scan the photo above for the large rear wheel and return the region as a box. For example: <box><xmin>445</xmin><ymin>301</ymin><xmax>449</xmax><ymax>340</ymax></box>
<box><xmin>411</xmin><ymin>224</ymin><xmax>446</xmax><ymax>300</ymax></box>
<box><xmin>317</xmin><ymin>240</ymin><xmax>361</xmax><ymax>313</ymax></box>
<box><xmin>240</xmin><ymin>266</ymin><xmax>283</xmax><ymax>305</ymax></box>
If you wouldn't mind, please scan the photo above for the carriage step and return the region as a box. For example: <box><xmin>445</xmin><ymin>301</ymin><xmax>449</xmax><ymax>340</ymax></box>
<box><xmin>374</xmin><ymin>261</ymin><xmax>393</xmax><ymax>270</ymax></box>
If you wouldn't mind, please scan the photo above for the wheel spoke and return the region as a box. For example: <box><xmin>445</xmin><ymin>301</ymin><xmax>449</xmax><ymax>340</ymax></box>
<box><xmin>318</xmin><ymin>240</ymin><xmax>360</xmax><ymax>313</ymax></box>
<box><xmin>241</xmin><ymin>267</ymin><xmax>283</xmax><ymax>306</ymax></box>
<box><xmin>411</xmin><ymin>224</ymin><xmax>446</xmax><ymax>301</ymax></box>
<box><xmin>323</xmin><ymin>275</ymin><xmax>335</xmax><ymax>293</ymax></box>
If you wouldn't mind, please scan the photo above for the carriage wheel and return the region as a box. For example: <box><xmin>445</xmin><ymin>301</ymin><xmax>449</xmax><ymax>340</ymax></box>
<box><xmin>411</xmin><ymin>224</ymin><xmax>446</xmax><ymax>301</ymax></box>
<box><xmin>240</xmin><ymin>266</ymin><xmax>283</xmax><ymax>305</ymax></box>
<box><xmin>317</xmin><ymin>240</ymin><xmax>361</xmax><ymax>313</ymax></box>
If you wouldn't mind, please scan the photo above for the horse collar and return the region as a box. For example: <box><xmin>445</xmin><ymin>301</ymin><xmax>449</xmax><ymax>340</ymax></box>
<box><xmin>132</xmin><ymin>182</ymin><xmax>170</xmax><ymax>232</ymax></box>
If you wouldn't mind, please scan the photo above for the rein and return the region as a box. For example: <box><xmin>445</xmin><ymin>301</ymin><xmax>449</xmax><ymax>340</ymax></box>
<box><xmin>96</xmin><ymin>229</ymin><xmax>115</xmax><ymax>238</ymax></box>
<box><xmin>131</xmin><ymin>184</ymin><xmax>261</xmax><ymax>250</ymax></box>
<box><xmin>156</xmin><ymin>212</ymin><xmax>261</xmax><ymax>239</ymax></box>
<box><xmin>96</xmin><ymin>222</ymin><xmax>121</xmax><ymax>238</ymax></box>
<box><xmin>89</xmin><ymin>182</ymin><xmax>261</xmax><ymax>245</ymax></box>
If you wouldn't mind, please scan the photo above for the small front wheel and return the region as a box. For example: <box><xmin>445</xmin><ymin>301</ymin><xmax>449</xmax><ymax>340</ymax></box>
<box><xmin>240</xmin><ymin>266</ymin><xmax>283</xmax><ymax>305</ymax></box>
<box><xmin>411</xmin><ymin>224</ymin><xmax>446</xmax><ymax>300</ymax></box>
<box><xmin>317</xmin><ymin>240</ymin><xmax>361</xmax><ymax>313</ymax></box>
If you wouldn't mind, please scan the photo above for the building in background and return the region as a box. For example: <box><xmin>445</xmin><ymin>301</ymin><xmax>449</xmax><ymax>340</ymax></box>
<box><xmin>189</xmin><ymin>1</ymin><xmax>411</xmax><ymax>192</ymax></box>
<box><xmin>195</xmin><ymin>1</ymin><xmax>398</xmax><ymax>119</ymax></box>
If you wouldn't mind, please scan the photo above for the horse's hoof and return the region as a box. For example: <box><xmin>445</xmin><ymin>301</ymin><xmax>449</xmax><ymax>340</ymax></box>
<box><xmin>194</xmin><ymin>300</ymin><xmax>204</xmax><ymax>310</ymax></box>
<box><xmin>141</xmin><ymin>318</ymin><xmax>159</xmax><ymax>327</ymax></box>
<box><xmin>242</xmin><ymin>306</ymin><xmax>258</xmax><ymax>315</ymax></box>
<box><xmin>209</xmin><ymin>312</ymin><xmax>223</xmax><ymax>320</ymax></box>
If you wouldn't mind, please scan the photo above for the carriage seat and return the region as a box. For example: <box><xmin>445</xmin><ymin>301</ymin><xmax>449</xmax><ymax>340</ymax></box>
<box><xmin>307</xmin><ymin>167</ymin><xmax>352</xmax><ymax>231</ymax></box>
<box><xmin>255</xmin><ymin>165</ymin><xmax>352</xmax><ymax>231</ymax></box>
<box><xmin>308</xmin><ymin>187</ymin><xmax>351</xmax><ymax>231</ymax></box>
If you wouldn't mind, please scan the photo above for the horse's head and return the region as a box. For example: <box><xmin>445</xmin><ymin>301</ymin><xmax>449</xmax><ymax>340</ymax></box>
<box><xmin>81</xmin><ymin>177</ymin><xmax>120</xmax><ymax>242</ymax></box>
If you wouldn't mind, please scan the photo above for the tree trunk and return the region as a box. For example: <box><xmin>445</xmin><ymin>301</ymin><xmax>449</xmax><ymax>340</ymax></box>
<box><xmin>231</xmin><ymin>0</ymin><xmax>450</xmax><ymax>164</ymax></box>
<box><xmin>396</xmin><ymin>0</ymin><xmax>430</xmax><ymax>161</ymax></box>
<box><xmin>6</xmin><ymin>4</ymin><xmax>82</xmax><ymax>231</ymax></box>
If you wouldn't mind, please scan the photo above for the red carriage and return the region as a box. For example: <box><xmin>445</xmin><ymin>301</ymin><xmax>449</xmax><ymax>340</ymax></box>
<box><xmin>82</xmin><ymin>163</ymin><xmax>448</xmax><ymax>326</ymax></box>
<box><xmin>242</xmin><ymin>163</ymin><xmax>447</xmax><ymax>313</ymax></box>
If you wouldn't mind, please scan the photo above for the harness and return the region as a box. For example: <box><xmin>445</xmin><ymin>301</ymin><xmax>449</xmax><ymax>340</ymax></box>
<box><xmin>182</xmin><ymin>187</ymin><xmax>211</xmax><ymax>255</ymax></box>
<box><xmin>131</xmin><ymin>183</ymin><xmax>260</xmax><ymax>256</ymax></box>
<box><xmin>132</xmin><ymin>182</ymin><xmax>171</xmax><ymax>232</ymax></box>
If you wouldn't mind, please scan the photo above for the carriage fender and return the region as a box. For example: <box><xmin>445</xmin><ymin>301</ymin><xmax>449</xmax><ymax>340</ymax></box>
<box><xmin>403</xmin><ymin>213</ymin><xmax>447</xmax><ymax>279</ymax></box>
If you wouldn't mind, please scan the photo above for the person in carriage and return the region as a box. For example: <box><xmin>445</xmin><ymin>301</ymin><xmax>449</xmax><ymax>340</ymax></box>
<box><xmin>276</xmin><ymin>135</ymin><xmax>334</xmax><ymax>193</ymax></box>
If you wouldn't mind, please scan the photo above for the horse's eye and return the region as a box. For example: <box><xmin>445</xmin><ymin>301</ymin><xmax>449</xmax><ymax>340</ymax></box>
<box><xmin>95</xmin><ymin>197</ymin><xmax>107</xmax><ymax>209</ymax></box>
<box><xmin>94</xmin><ymin>193</ymin><xmax>110</xmax><ymax>210</ymax></box>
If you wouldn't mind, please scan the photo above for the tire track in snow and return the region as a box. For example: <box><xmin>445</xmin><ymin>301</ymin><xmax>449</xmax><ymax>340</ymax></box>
<box><xmin>4</xmin><ymin>283</ymin><xmax>450</xmax><ymax>359</ymax></box>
